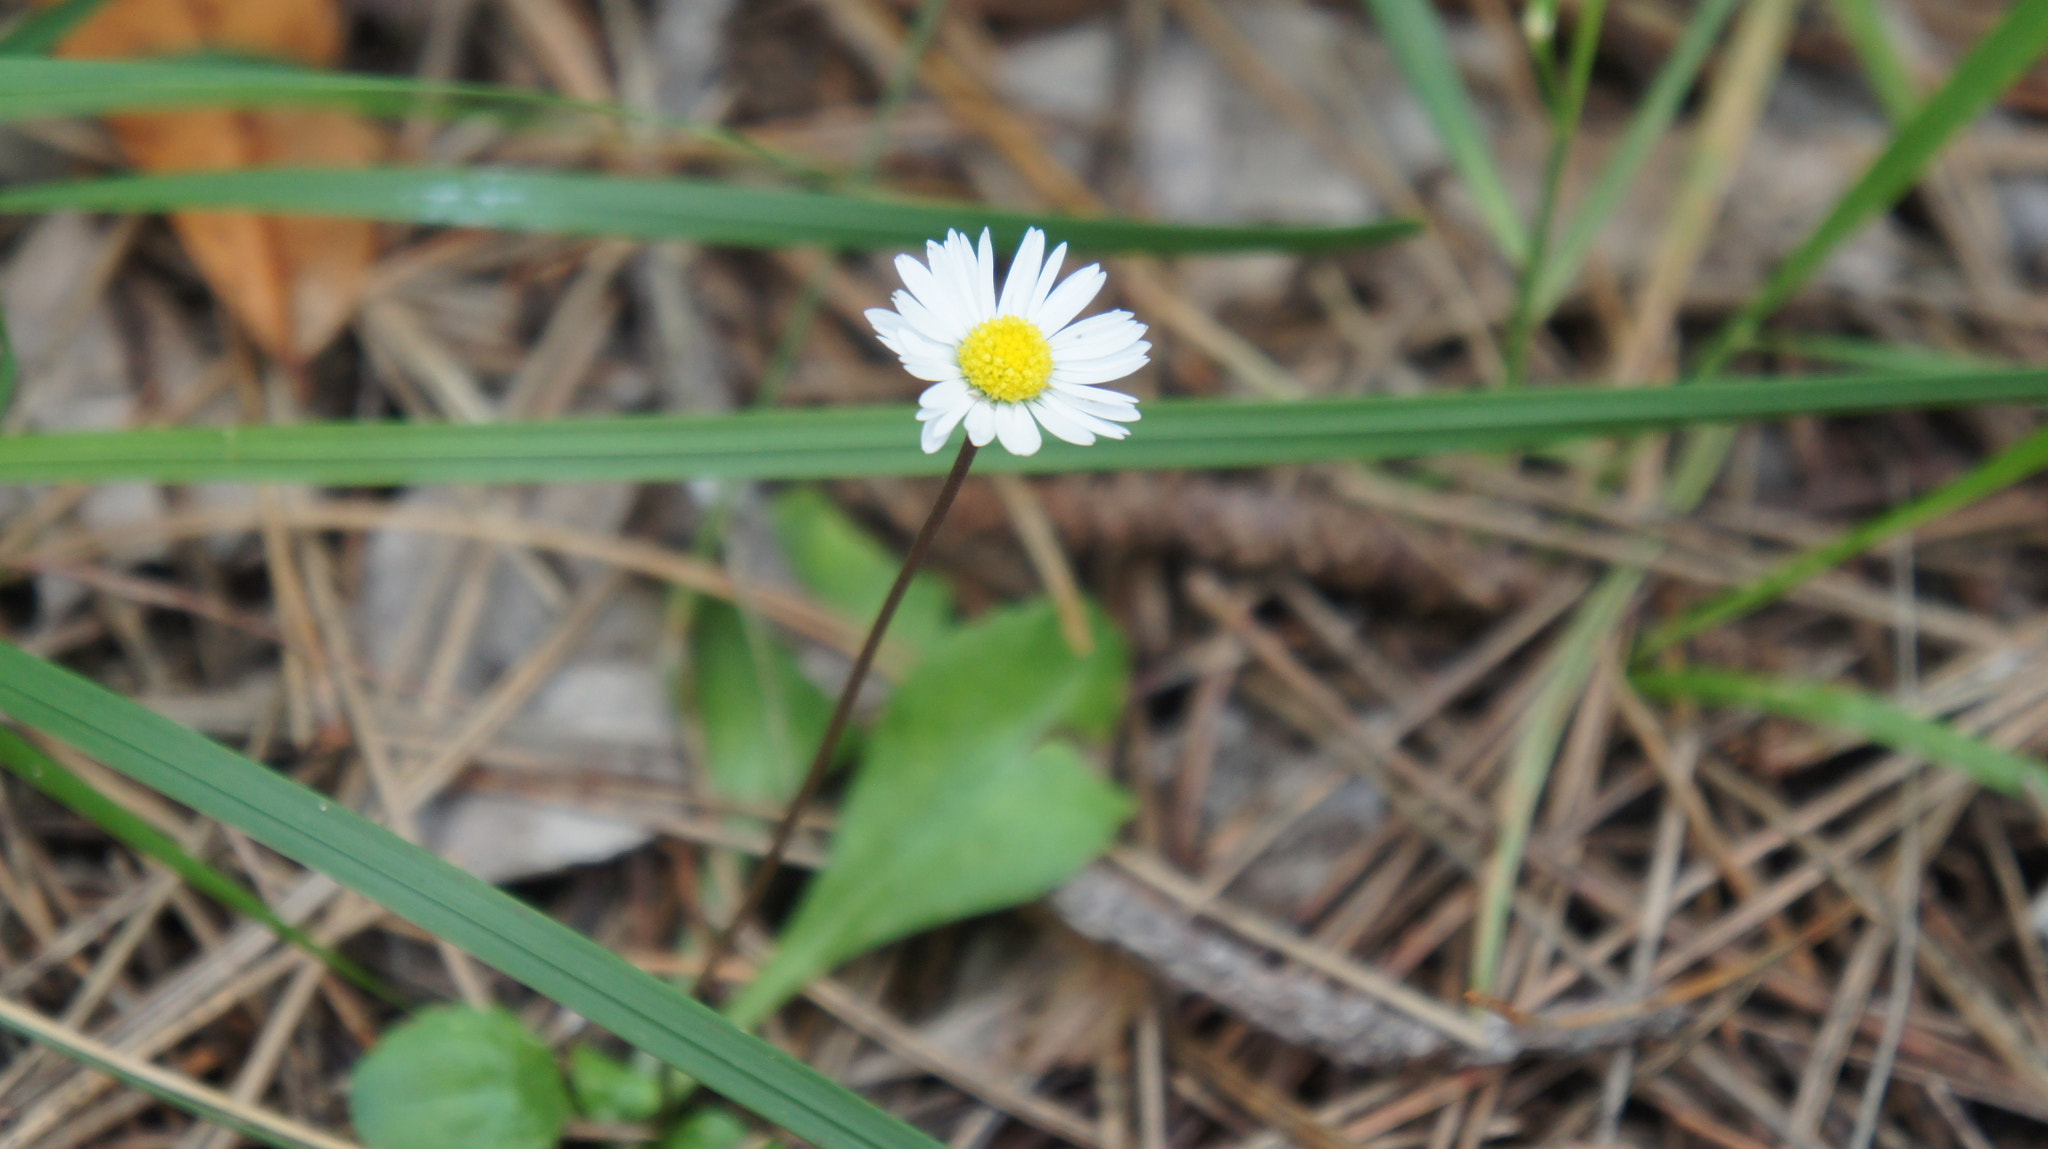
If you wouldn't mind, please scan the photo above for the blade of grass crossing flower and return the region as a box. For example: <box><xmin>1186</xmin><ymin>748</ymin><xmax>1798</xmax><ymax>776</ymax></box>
<box><xmin>0</xmin><ymin>994</ymin><xmax>363</xmax><ymax>1149</ymax></box>
<box><xmin>0</xmin><ymin>167</ymin><xmax>1418</xmax><ymax>256</ymax></box>
<box><xmin>1639</xmin><ymin>419</ymin><xmax>2048</xmax><ymax>658</ymax></box>
<box><xmin>1826</xmin><ymin>0</ymin><xmax>1918</xmax><ymax>120</ymax></box>
<box><xmin>0</xmin><ymin>643</ymin><xmax>946</xmax><ymax>1149</ymax></box>
<box><xmin>1632</xmin><ymin>668</ymin><xmax>2048</xmax><ymax>797</ymax></box>
<box><xmin>1531</xmin><ymin>0</ymin><xmax>1743</xmax><ymax>316</ymax></box>
<box><xmin>7</xmin><ymin>371</ymin><xmax>2048</xmax><ymax>485</ymax></box>
<box><xmin>0</xmin><ymin>726</ymin><xmax>392</xmax><ymax>999</ymax></box>
<box><xmin>0</xmin><ymin>0</ymin><xmax>115</xmax><ymax>56</ymax></box>
<box><xmin>1358</xmin><ymin>0</ymin><xmax>1527</xmax><ymax>261</ymax></box>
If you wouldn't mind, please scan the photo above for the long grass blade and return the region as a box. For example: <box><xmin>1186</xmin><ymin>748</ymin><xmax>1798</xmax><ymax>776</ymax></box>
<box><xmin>1639</xmin><ymin>420</ymin><xmax>2048</xmax><ymax>658</ymax></box>
<box><xmin>1357</xmin><ymin>0</ymin><xmax>1527</xmax><ymax>261</ymax></box>
<box><xmin>1531</xmin><ymin>0</ymin><xmax>1743</xmax><ymax>315</ymax></box>
<box><xmin>1694</xmin><ymin>0</ymin><xmax>2048</xmax><ymax>373</ymax></box>
<box><xmin>0</xmin><ymin>642</ymin><xmax>946</xmax><ymax>1149</ymax></box>
<box><xmin>2</xmin><ymin>371</ymin><xmax>2047</xmax><ymax>485</ymax></box>
<box><xmin>0</xmin><ymin>726</ymin><xmax>391</xmax><ymax>998</ymax></box>
<box><xmin>1632</xmin><ymin>668</ymin><xmax>2048</xmax><ymax>796</ymax></box>
<box><xmin>0</xmin><ymin>993</ymin><xmax>365</xmax><ymax>1149</ymax></box>
<box><xmin>0</xmin><ymin>0</ymin><xmax>116</xmax><ymax>57</ymax></box>
<box><xmin>1826</xmin><ymin>0</ymin><xmax>1918</xmax><ymax>119</ymax></box>
<box><xmin>0</xmin><ymin>167</ymin><xmax>1418</xmax><ymax>255</ymax></box>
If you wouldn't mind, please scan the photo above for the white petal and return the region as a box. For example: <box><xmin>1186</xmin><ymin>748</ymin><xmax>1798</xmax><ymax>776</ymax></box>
<box><xmin>1031</xmin><ymin>264</ymin><xmax>1106</xmax><ymax>335</ymax></box>
<box><xmin>1052</xmin><ymin>350</ymin><xmax>1149</xmax><ymax>386</ymax></box>
<box><xmin>973</xmin><ymin>229</ymin><xmax>998</xmax><ymax>318</ymax></box>
<box><xmin>921</xmin><ymin>401</ymin><xmax>969</xmax><ymax>453</ymax></box>
<box><xmin>1029</xmin><ymin>396</ymin><xmax>1096</xmax><ymax>446</ymax></box>
<box><xmin>1028</xmin><ymin>241</ymin><xmax>1068</xmax><ymax>316</ymax></box>
<box><xmin>891</xmin><ymin>290</ymin><xmax>969</xmax><ymax>348</ymax></box>
<box><xmin>1050</xmin><ymin>381</ymin><xmax>1142</xmax><ymax>421</ymax></box>
<box><xmin>965</xmin><ymin>400</ymin><xmax>998</xmax><ymax>446</ymax></box>
<box><xmin>894</xmin><ymin>253</ymin><xmax>944</xmax><ymax>315</ymax></box>
<box><xmin>902</xmin><ymin>354</ymin><xmax>964</xmax><ymax>382</ymax></box>
<box><xmin>929</xmin><ymin>234</ymin><xmax>980</xmax><ymax>327</ymax></box>
<box><xmin>997</xmin><ymin>227</ymin><xmax>1044</xmax><ymax>316</ymax></box>
<box><xmin>1040</xmin><ymin>391</ymin><xmax>1132</xmax><ymax>439</ymax></box>
<box><xmin>1049</xmin><ymin>310</ymin><xmax>1141</xmax><ymax>350</ymax></box>
<box><xmin>993</xmin><ymin>402</ymin><xmax>1043</xmax><ymax>456</ymax></box>
<box><xmin>945</xmin><ymin>231</ymin><xmax>989</xmax><ymax>324</ymax></box>
<box><xmin>919</xmin><ymin>378</ymin><xmax>970</xmax><ymax>408</ymax></box>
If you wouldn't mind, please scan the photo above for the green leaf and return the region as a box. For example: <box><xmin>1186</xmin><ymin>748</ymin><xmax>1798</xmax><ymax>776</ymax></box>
<box><xmin>0</xmin><ymin>725</ymin><xmax>389</xmax><ymax>997</ymax></box>
<box><xmin>1631</xmin><ymin>668</ymin><xmax>2048</xmax><ymax>796</ymax></box>
<box><xmin>0</xmin><ymin>641</ymin><xmax>946</xmax><ymax>1149</ymax></box>
<box><xmin>688</xmin><ymin>599</ymin><xmax>835</xmax><ymax>805</ymax></box>
<box><xmin>1358</xmin><ymin>0</ymin><xmax>1527</xmax><ymax>261</ymax></box>
<box><xmin>7</xmin><ymin>370</ymin><xmax>2048</xmax><ymax>486</ymax></box>
<box><xmin>723</xmin><ymin>602</ymin><xmax>1131</xmax><ymax>1029</ymax></box>
<box><xmin>771</xmin><ymin>489</ymin><xmax>953</xmax><ymax>658</ymax></box>
<box><xmin>0</xmin><ymin>167</ymin><xmax>1418</xmax><ymax>256</ymax></box>
<box><xmin>569</xmin><ymin>1046</ymin><xmax>664</xmax><ymax>1125</ymax></box>
<box><xmin>351</xmin><ymin>1006</ymin><xmax>573</xmax><ymax>1149</ymax></box>
<box><xmin>662</xmin><ymin>1109</ymin><xmax>752</xmax><ymax>1149</ymax></box>
<box><xmin>0</xmin><ymin>0</ymin><xmax>116</xmax><ymax>58</ymax></box>
<box><xmin>0</xmin><ymin>300</ymin><xmax>16</xmax><ymax>424</ymax></box>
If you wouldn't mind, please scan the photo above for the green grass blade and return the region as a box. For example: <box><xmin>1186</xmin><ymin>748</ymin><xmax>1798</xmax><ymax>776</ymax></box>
<box><xmin>1694</xmin><ymin>0</ymin><xmax>2048</xmax><ymax>373</ymax></box>
<box><xmin>0</xmin><ymin>725</ymin><xmax>391</xmax><ymax>999</ymax></box>
<box><xmin>0</xmin><ymin>300</ymin><xmax>15</xmax><ymax>423</ymax></box>
<box><xmin>1632</xmin><ymin>668</ymin><xmax>2048</xmax><ymax>796</ymax></box>
<box><xmin>0</xmin><ymin>994</ymin><xmax>355</xmax><ymax>1149</ymax></box>
<box><xmin>1531</xmin><ymin>0</ymin><xmax>1743</xmax><ymax>315</ymax></box>
<box><xmin>0</xmin><ymin>56</ymin><xmax>612</xmax><ymax>122</ymax></box>
<box><xmin>1358</xmin><ymin>0</ymin><xmax>1527</xmax><ymax>261</ymax></box>
<box><xmin>0</xmin><ymin>643</ymin><xmax>945</xmax><ymax>1149</ymax></box>
<box><xmin>1754</xmin><ymin>334</ymin><xmax>1997</xmax><ymax>374</ymax></box>
<box><xmin>1</xmin><ymin>371</ymin><xmax>2046</xmax><ymax>485</ymax></box>
<box><xmin>0</xmin><ymin>167</ymin><xmax>1418</xmax><ymax>255</ymax></box>
<box><xmin>0</xmin><ymin>0</ymin><xmax>116</xmax><ymax>57</ymax></box>
<box><xmin>1640</xmin><ymin>419</ymin><xmax>2048</xmax><ymax>658</ymax></box>
<box><xmin>1827</xmin><ymin>0</ymin><xmax>1918</xmax><ymax>119</ymax></box>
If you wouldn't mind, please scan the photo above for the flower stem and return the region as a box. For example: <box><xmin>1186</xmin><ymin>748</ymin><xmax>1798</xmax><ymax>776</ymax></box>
<box><xmin>693</xmin><ymin>439</ymin><xmax>980</xmax><ymax>999</ymax></box>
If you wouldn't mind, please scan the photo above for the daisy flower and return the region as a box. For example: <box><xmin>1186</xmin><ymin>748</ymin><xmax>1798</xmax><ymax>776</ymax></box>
<box><xmin>867</xmin><ymin>227</ymin><xmax>1147</xmax><ymax>456</ymax></box>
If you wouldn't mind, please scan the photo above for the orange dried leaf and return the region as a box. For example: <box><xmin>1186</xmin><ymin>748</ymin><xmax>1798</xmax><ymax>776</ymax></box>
<box><xmin>50</xmin><ymin>0</ymin><xmax>380</xmax><ymax>360</ymax></box>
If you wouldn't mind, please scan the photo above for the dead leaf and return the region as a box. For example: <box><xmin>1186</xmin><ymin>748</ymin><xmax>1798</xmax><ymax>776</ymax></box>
<box><xmin>52</xmin><ymin>0</ymin><xmax>382</xmax><ymax>361</ymax></box>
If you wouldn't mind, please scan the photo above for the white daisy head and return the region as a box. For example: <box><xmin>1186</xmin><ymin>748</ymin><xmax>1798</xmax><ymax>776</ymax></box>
<box><xmin>866</xmin><ymin>227</ymin><xmax>1148</xmax><ymax>457</ymax></box>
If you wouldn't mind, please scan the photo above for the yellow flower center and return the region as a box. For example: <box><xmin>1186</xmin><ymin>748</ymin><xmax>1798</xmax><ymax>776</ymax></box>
<box><xmin>956</xmin><ymin>315</ymin><xmax>1053</xmax><ymax>403</ymax></box>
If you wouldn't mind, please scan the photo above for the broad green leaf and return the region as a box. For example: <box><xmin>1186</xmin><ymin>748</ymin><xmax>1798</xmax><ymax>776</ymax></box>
<box><xmin>0</xmin><ymin>641</ymin><xmax>947</xmax><ymax>1149</ymax></box>
<box><xmin>0</xmin><ymin>726</ymin><xmax>388</xmax><ymax>997</ymax></box>
<box><xmin>569</xmin><ymin>1046</ymin><xmax>664</xmax><ymax>1125</ymax></box>
<box><xmin>350</xmin><ymin>1006</ymin><xmax>573</xmax><ymax>1149</ymax></box>
<box><xmin>688</xmin><ymin>599</ymin><xmax>834</xmax><ymax>805</ymax></box>
<box><xmin>1632</xmin><ymin>668</ymin><xmax>2048</xmax><ymax>796</ymax></box>
<box><xmin>1359</xmin><ymin>0</ymin><xmax>1527</xmax><ymax>261</ymax></box>
<box><xmin>0</xmin><ymin>167</ymin><xmax>1418</xmax><ymax>256</ymax></box>
<box><xmin>0</xmin><ymin>0</ymin><xmax>116</xmax><ymax>57</ymax></box>
<box><xmin>7</xmin><ymin>370</ymin><xmax>2048</xmax><ymax>485</ymax></box>
<box><xmin>771</xmin><ymin>488</ymin><xmax>953</xmax><ymax>658</ymax></box>
<box><xmin>723</xmin><ymin>602</ymin><xmax>1131</xmax><ymax>1029</ymax></box>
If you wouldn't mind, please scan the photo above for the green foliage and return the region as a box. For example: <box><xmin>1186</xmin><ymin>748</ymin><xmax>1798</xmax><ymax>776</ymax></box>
<box><xmin>569</xmin><ymin>1046</ymin><xmax>665</xmax><ymax>1125</ymax></box>
<box><xmin>688</xmin><ymin>600</ymin><xmax>835</xmax><ymax>806</ymax></box>
<box><xmin>1632</xmin><ymin>669</ymin><xmax>2048</xmax><ymax>796</ymax></box>
<box><xmin>0</xmin><ymin>300</ymin><xmax>15</xmax><ymax>424</ymax></box>
<box><xmin>0</xmin><ymin>0</ymin><xmax>116</xmax><ymax>57</ymax></box>
<box><xmin>0</xmin><ymin>726</ymin><xmax>387</xmax><ymax>996</ymax></box>
<box><xmin>772</xmin><ymin>489</ymin><xmax>954</xmax><ymax>657</ymax></box>
<box><xmin>0</xmin><ymin>641</ymin><xmax>946</xmax><ymax>1149</ymax></box>
<box><xmin>662</xmin><ymin>1109</ymin><xmax>753</xmax><ymax>1149</ymax></box>
<box><xmin>724</xmin><ymin>602</ymin><xmax>1132</xmax><ymax>1029</ymax></box>
<box><xmin>0</xmin><ymin>167</ymin><xmax>1415</xmax><ymax>256</ymax></box>
<box><xmin>8</xmin><ymin>371</ymin><xmax>2048</xmax><ymax>485</ymax></box>
<box><xmin>350</xmin><ymin>1007</ymin><xmax>573</xmax><ymax>1149</ymax></box>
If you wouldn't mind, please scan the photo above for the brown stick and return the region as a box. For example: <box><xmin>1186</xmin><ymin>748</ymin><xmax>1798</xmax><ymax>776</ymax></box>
<box><xmin>693</xmin><ymin>439</ymin><xmax>980</xmax><ymax>998</ymax></box>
